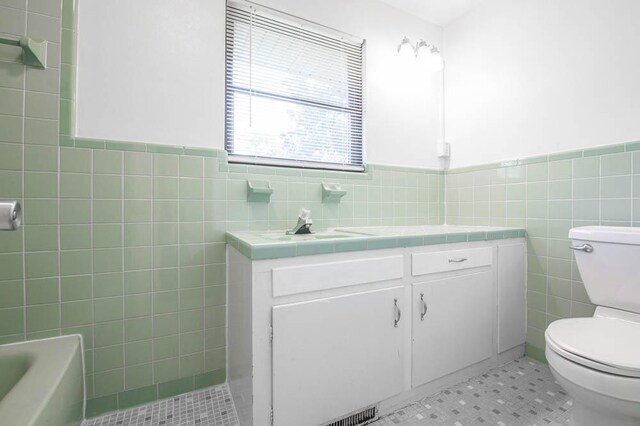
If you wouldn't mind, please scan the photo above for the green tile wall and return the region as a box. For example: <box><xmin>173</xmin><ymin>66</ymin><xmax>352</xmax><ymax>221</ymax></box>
<box><xmin>445</xmin><ymin>144</ymin><xmax>640</xmax><ymax>362</ymax></box>
<box><xmin>0</xmin><ymin>0</ymin><xmax>445</xmax><ymax>416</ymax></box>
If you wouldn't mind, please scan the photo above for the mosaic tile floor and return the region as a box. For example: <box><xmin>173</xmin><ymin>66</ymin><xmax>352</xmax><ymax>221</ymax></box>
<box><xmin>82</xmin><ymin>384</ymin><xmax>240</xmax><ymax>426</ymax></box>
<box><xmin>84</xmin><ymin>357</ymin><xmax>570</xmax><ymax>426</ymax></box>
<box><xmin>372</xmin><ymin>357</ymin><xmax>571</xmax><ymax>426</ymax></box>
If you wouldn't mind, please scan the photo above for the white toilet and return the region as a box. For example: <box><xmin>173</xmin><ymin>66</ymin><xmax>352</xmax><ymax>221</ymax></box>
<box><xmin>545</xmin><ymin>226</ymin><xmax>640</xmax><ymax>426</ymax></box>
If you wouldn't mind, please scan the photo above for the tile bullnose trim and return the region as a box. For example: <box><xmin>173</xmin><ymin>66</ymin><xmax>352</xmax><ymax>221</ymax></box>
<box><xmin>60</xmin><ymin>137</ymin><xmax>445</xmax><ymax>181</ymax></box>
<box><xmin>447</xmin><ymin>140</ymin><xmax>640</xmax><ymax>174</ymax></box>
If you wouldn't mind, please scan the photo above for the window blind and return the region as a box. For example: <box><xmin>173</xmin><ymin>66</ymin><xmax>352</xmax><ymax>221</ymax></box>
<box><xmin>225</xmin><ymin>0</ymin><xmax>365</xmax><ymax>171</ymax></box>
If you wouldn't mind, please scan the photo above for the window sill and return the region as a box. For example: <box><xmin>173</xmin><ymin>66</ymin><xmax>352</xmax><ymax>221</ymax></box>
<box><xmin>227</xmin><ymin>155</ymin><xmax>365</xmax><ymax>173</ymax></box>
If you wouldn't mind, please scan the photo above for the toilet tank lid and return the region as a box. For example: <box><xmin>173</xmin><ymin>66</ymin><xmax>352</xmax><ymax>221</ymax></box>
<box><xmin>569</xmin><ymin>226</ymin><xmax>640</xmax><ymax>245</ymax></box>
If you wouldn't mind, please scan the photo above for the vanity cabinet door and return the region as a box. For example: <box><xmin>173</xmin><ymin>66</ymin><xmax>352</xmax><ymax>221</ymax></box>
<box><xmin>272</xmin><ymin>286</ymin><xmax>405</xmax><ymax>426</ymax></box>
<box><xmin>412</xmin><ymin>271</ymin><xmax>493</xmax><ymax>387</ymax></box>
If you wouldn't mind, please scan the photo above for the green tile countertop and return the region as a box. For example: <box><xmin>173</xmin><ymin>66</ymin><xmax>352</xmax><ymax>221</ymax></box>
<box><xmin>226</xmin><ymin>225</ymin><xmax>526</xmax><ymax>260</ymax></box>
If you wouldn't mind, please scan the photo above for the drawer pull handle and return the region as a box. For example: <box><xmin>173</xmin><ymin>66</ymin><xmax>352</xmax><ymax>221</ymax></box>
<box><xmin>394</xmin><ymin>298</ymin><xmax>401</xmax><ymax>328</ymax></box>
<box><xmin>448</xmin><ymin>257</ymin><xmax>468</xmax><ymax>263</ymax></box>
<box><xmin>420</xmin><ymin>292</ymin><xmax>427</xmax><ymax>321</ymax></box>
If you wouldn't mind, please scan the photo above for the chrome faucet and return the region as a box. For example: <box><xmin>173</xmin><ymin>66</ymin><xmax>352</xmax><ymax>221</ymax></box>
<box><xmin>286</xmin><ymin>208</ymin><xmax>312</xmax><ymax>235</ymax></box>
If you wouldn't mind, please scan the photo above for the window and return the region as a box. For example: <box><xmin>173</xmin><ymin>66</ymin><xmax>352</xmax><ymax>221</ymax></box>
<box><xmin>225</xmin><ymin>0</ymin><xmax>365</xmax><ymax>171</ymax></box>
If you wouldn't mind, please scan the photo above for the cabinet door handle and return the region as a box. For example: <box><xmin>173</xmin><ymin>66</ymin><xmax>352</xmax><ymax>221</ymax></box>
<box><xmin>448</xmin><ymin>257</ymin><xmax>468</xmax><ymax>263</ymax></box>
<box><xmin>394</xmin><ymin>298</ymin><xmax>401</xmax><ymax>328</ymax></box>
<box><xmin>420</xmin><ymin>292</ymin><xmax>427</xmax><ymax>321</ymax></box>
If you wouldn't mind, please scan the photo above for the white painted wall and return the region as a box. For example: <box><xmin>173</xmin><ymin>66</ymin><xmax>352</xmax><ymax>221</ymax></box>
<box><xmin>76</xmin><ymin>0</ymin><xmax>224</xmax><ymax>151</ymax></box>
<box><xmin>76</xmin><ymin>0</ymin><xmax>443</xmax><ymax>168</ymax></box>
<box><xmin>444</xmin><ymin>0</ymin><xmax>640</xmax><ymax>168</ymax></box>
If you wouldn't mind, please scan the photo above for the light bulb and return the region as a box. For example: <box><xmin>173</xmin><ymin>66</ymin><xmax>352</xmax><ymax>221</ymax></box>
<box><xmin>414</xmin><ymin>41</ymin><xmax>444</xmax><ymax>71</ymax></box>
<box><xmin>422</xmin><ymin>47</ymin><xmax>444</xmax><ymax>71</ymax></box>
<box><xmin>430</xmin><ymin>48</ymin><xmax>444</xmax><ymax>71</ymax></box>
<box><xmin>397</xmin><ymin>36</ymin><xmax>416</xmax><ymax>60</ymax></box>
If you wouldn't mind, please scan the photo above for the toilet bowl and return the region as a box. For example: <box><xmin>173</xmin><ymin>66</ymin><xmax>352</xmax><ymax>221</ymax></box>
<box><xmin>546</xmin><ymin>308</ymin><xmax>640</xmax><ymax>426</ymax></box>
<box><xmin>545</xmin><ymin>226</ymin><xmax>640</xmax><ymax>426</ymax></box>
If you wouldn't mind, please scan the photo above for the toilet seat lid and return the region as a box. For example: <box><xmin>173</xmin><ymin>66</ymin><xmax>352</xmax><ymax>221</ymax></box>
<box><xmin>546</xmin><ymin>317</ymin><xmax>640</xmax><ymax>376</ymax></box>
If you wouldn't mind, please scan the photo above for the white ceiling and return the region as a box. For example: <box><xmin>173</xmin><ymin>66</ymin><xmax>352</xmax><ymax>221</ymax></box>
<box><xmin>377</xmin><ymin>0</ymin><xmax>485</xmax><ymax>26</ymax></box>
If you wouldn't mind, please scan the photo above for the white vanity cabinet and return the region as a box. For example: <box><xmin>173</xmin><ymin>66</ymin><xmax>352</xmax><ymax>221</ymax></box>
<box><xmin>272</xmin><ymin>287</ymin><xmax>406</xmax><ymax>426</ymax></box>
<box><xmin>410</xmin><ymin>246</ymin><xmax>495</xmax><ymax>387</ymax></box>
<box><xmin>412</xmin><ymin>271</ymin><xmax>494</xmax><ymax>387</ymax></box>
<box><xmin>227</xmin><ymin>237</ymin><xmax>526</xmax><ymax>426</ymax></box>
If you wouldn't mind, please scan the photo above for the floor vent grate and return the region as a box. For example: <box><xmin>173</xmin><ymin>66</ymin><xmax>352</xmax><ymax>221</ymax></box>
<box><xmin>325</xmin><ymin>406</ymin><xmax>377</xmax><ymax>426</ymax></box>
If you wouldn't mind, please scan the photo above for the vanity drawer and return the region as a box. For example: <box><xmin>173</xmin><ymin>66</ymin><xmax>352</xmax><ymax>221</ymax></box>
<box><xmin>412</xmin><ymin>247</ymin><xmax>492</xmax><ymax>276</ymax></box>
<box><xmin>272</xmin><ymin>255</ymin><xmax>403</xmax><ymax>297</ymax></box>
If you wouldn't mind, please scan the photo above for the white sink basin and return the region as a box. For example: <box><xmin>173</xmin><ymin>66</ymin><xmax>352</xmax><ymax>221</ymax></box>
<box><xmin>259</xmin><ymin>229</ymin><xmax>373</xmax><ymax>242</ymax></box>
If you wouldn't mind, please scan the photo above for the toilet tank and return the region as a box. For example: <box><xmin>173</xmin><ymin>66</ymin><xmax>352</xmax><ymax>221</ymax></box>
<box><xmin>569</xmin><ymin>226</ymin><xmax>640</xmax><ymax>314</ymax></box>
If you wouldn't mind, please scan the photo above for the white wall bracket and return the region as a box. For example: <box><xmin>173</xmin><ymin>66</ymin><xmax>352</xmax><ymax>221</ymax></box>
<box><xmin>322</xmin><ymin>183</ymin><xmax>347</xmax><ymax>203</ymax></box>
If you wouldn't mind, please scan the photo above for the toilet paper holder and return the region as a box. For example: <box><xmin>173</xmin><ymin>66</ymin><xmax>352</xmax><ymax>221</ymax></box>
<box><xmin>0</xmin><ymin>201</ymin><xmax>21</xmax><ymax>231</ymax></box>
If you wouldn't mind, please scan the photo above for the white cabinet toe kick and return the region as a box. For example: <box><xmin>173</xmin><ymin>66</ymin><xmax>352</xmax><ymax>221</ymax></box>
<box><xmin>227</xmin><ymin>238</ymin><xmax>526</xmax><ymax>426</ymax></box>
